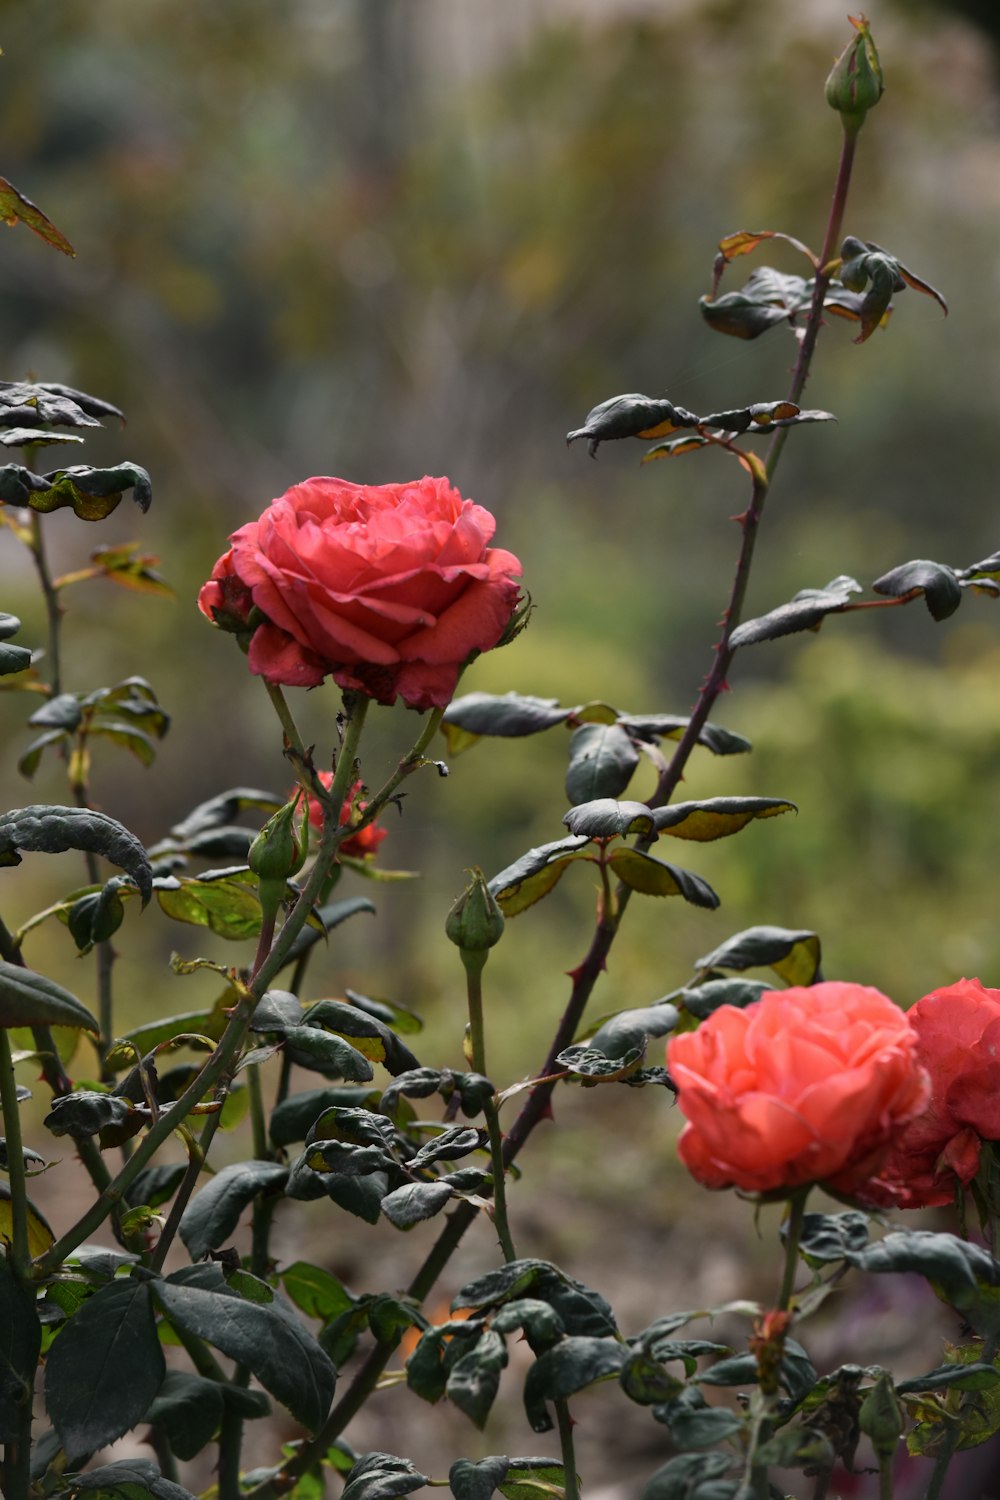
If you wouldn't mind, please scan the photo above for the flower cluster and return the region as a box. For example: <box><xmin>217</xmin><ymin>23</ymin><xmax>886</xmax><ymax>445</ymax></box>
<box><xmin>199</xmin><ymin>475</ymin><xmax>522</xmax><ymax>712</ymax></box>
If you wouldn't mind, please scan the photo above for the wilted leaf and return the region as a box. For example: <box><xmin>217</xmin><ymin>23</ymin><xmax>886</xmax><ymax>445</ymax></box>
<box><xmin>0</xmin><ymin>804</ymin><xmax>152</xmax><ymax>903</ymax></box>
<box><xmin>872</xmin><ymin>559</ymin><xmax>962</xmax><ymax>621</ymax></box>
<box><xmin>488</xmin><ymin>836</ymin><xmax>593</xmax><ymax>917</ymax></box>
<box><xmin>729</xmin><ymin>576</ymin><xmax>862</xmax><ymax>648</ymax></box>
<box><xmin>652</xmin><ymin>796</ymin><xmax>795</xmax><ymax>841</ymax></box>
<box><xmin>0</xmin><ymin>178</ymin><xmax>74</xmax><ymax>255</ymax></box>
<box><xmin>607</xmin><ymin>848</ymin><xmax>719</xmax><ymax>908</ymax></box>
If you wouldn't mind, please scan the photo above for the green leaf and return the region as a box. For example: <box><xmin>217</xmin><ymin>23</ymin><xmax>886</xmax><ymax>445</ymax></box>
<box><xmin>695</xmin><ymin>925</ymin><xmax>822</xmax><ymax>986</ymax></box>
<box><xmin>640</xmin><ymin>1452</ymin><xmax>734</xmax><ymax>1500</ymax></box>
<box><xmin>64</xmin><ymin>1458</ymin><xmax>198</xmax><ymax>1499</ymax></box>
<box><xmin>498</xmin><ymin>1459</ymin><xmax>569</xmax><ymax>1500</ymax></box>
<box><xmin>0</xmin><ymin>961</ymin><xmax>98</xmax><ymax>1032</ymax></box>
<box><xmin>523</xmin><ymin>1337</ymin><xmax>626</xmax><ymax>1433</ymax></box>
<box><xmin>0</xmin><ymin>805</ymin><xmax>152</xmax><ymax>903</ymax></box>
<box><xmin>796</xmin><ymin>1212</ymin><xmax>870</xmax><ymax>1265</ymax></box>
<box><xmin>449</xmin><ymin>1456</ymin><xmax>510</xmax><ymax>1500</ymax></box>
<box><xmin>0</xmin><ymin>178</ymin><xmax>74</xmax><ymax>255</ymax></box>
<box><xmin>442</xmin><ymin>692</ymin><xmax>571</xmax><ymax>748</ymax></box>
<box><xmin>282</xmin><ymin>1025</ymin><xmax>376</xmax><ymax>1082</ymax></box>
<box><xmin>381</xmin><ymin>1180</ymin><xmax>457</xmax><ymax>1229</ymax></box>
<box><xmin>344</xmin><ymin>989</ymin><xmax>423</xmax><ymax>1035</ymax></box>
<box><xmin>872</xmin><ymin>559</ymin><xmax>962</xmax><ymax>621</ymax></box>
<box><xmin>341</xmin><ymin>1453</ymin><xmax>428</xmax><ymax>1500</ymax></box>
<box><xmin>269</xmin><ymin>1085</ymin><xmax>383</xmax><ymax>1147</ymax></box>
<box><xmin>492</xmin><ymin>1300</ymin><xmax>565</xmax><ymax>1355</ymax></box>
<box><xmin>153</xmin><ymin>1264</ymin><xmax>336</xmax><ymax>1431</ymax></box>
<box><xmin>301</xmin><ymin>1000</ymin><xmax>421</xmax><ymax>1075</ymax></box>
<box><xmin>45</xmin><ymin>1276</ymin><xmax>165</xmax><ymax>1459</ymax></box>
<box><xmin>111</xmin><ymin>1004</ymin><xmax>227</xmax><ymax>1061</ymax></box>
<box><xmin>897</xmin><ymin>1363</ymin><xmax>1000</xmax><ymax>1395</ymax></box>
<box><xmin>651</xmin><ymin>796</ymin><xmax>796</xmax><ymax>841</ymax></box>
<box><xmin>588</xmin><ymin>1005</ymin><xmax>680</xmax><ymax>1058</ymax></box>
<box><xmin>179</xmin><ymin>1160</ymin><xmax>289</xmax><ymax>1261</ymax></box>
<box><xmin>487</xmin><ymin>837</ymin><xmax>593</xmax><ymax>917</ymax></box>
<box><xmin>729</xmin><ymin>576</ymin><xmax>862</xmax><ymax>648</ymax></box>
<box><xmin>699</xmin><ymin>287</ymin><xmax>796</xmax><ymax>339</ymax></box>
<box><xmin>556</xmin><ymin>1043</ymin><xmax>644</xmax><ymax>1081</ymax></box>
<box><xmin>447</xmin><ymin>1330</ymin><xmax>509</xmax><ymax>1428</ymax></box>
<box><xmin>44</xmin><ymin>1091</ymin><xmax>135</xmax><ymax>1141</ymax></box>
<box><xmin>619</xmin><ymin>1351</ymin><xmax>685</xmax><ymax>1407</ymax></box>
<box><xmin>154</xmin><ymin>873</ymin><xmax>262</xmax><ymax>940</ymax></box>
<box><xmin>617</xmin><ymin>714</ymin><xmax>751</xmax><ymax>756</ymax></box>
<box><xmin>607</xmin><ymin>848</ymin><xmax>719</xmax><ymax>908</ymax></box>
<box><xmin>454</xmin><ymin>1262</ymin><xmax>617</xmax><ymax>1340</ymax></box>
<box><xmin>562</xmin><ymin>799</ymin><xmax>656</xmax><ymax>840</ymax></box>
<box><xmin>67</xmin><ymin>878</ymin><xmax>128</xmax><ymax>953</ymax></box>
<box><xmin>0</xmin><ymin>1251</ymin><xmax>41</xmax><ymax>1442</ymax></box>
<box><xmin>19</xmin><ymin>462</ymin><xmax>152</xmax><ymax>520</ymax></box>
<box><xmin>566</xmin><ymin>392</ymin><xmax>700</xmax><ymax>456</ymax></box>
<box><xmin>675</xmin><ymin>978</ymin><xmax>769</xmax><ymax>1020</ymax></box>
<box><xmin>143</xmin><ymin>1371</ymin><xmax>225</xmax><ymax>1461</ymax></box>
<box><xmin>846</xmin><ymin>1232</ymin><xmax>1000</xmax><ymax>1335</ymax></box>
<box><xmin>658</xmin><ymin>1393</ymin><xmax>744</xmax><ymax>1448</ymax></box>
<box><xmin>279</xmin><ymin>897</ymin><xmax>378</xmax><ymax>965</ymax></box>
<box><xmin>281</xmin><ymin>1262</ymin><xmax>356</xmax><ymax>1323</ymax></box>
<box><xmin>565</xmin><ymin>723</ymin><xmax>640</xmax><ymax>804</ymax></box>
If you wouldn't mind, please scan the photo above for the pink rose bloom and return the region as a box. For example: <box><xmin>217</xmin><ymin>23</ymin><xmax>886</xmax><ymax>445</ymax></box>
<box><xmin>864</xmin><ymin>979</ymin><xmax>1000</xmax><ymax>1209</ymax></box>
<box><xmin>307</xmin><ymin>773</ymin><xmax>387</xmax><ymax>859</ymax></box>
<box><xmin>198</xmin><ymin>476</ymin><xmax>522</xmax><ymax>711</ymax></box>
<box><xmin>667</xmin><ymin>983</ymin><xmax>929</xmax><ymax>1196</ymax></box>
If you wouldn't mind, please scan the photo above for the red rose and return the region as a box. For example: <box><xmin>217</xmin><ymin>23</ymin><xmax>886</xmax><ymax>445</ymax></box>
<box><xmin>198</xmin><ymin>475</ymin><xmax>522</xmax><ymax>711</ymax></box>
<box><xmin>667</xmin><ymin>982</ymin><xmax>928</xmax><ymax>1196</ymax></box>
<box><xmin>864</xmin><ymin>978</ymin><xmax>1000</xmax><ymax>1209</ymax></box>
<box><xmin>307</xmin><ymin>773</ymin><xmax>386</xmax><ymax>859</ymax></box>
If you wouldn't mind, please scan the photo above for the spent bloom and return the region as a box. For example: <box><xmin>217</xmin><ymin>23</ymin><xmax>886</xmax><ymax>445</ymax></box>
<box><xmin>307</xmin><ymin>773</ymin><xmax>387</xmax><ymax>860</ymax></box>
<box><xmin>199</xmin><ymin>475</ymin><xmax>522</xmax><ymax>711</ymax></box>
<box><xmin>864</xmin><ymin>978</ymin><xmax>1000</xmax><ymax>1209</ymax></box>
<box><xmin>667</xmin><ymin>982</ymin><xmax>928</xmax><ymax>1196</ymax></box>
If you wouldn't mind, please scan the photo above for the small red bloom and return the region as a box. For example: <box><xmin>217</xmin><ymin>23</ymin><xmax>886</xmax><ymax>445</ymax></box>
<box><xmin>307</xmin><ymin>773</ymin><xmax>386</xmax><ymax>860</ymax></box>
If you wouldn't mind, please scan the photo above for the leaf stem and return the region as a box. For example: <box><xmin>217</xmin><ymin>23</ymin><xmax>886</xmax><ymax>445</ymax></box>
<box><xmin>923</xmin><ymin>1426</ymin><xmax>957</xmax><ymax>1500</ymax></box>
<box><xmin>777</xmin><ymin>1188</ymin><xmax>810</xmax><ymax>1311</ymax></box>
<box><xmin>27</xmin><ymin>510</ymin><xmax>63</xmax><ymax>698</ymax></box>
<box><xmin>0</xmin><ymin>1027</ymin><xmax>30</xmax><ymax>1278</ymax></box>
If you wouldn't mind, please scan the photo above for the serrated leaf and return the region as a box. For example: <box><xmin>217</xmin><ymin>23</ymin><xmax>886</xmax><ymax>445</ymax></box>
<box><xmin>45</xmin><ymin>1276</ymin><xmax>164</xmax><ymax>1459</ymax></box>
<box><xmin>695</xmin><ymin>925</ymin><xmax>822</xmax><ymax>986</ymax></box>
<box><xmin>44</xmin><ymin>1091</ymin><xmax>134</xmax><ymax>1141</ymax></box>
<box><xmin>448</xmin><ymin>1330</ymin><xmax>508</xmax><ymax>1429</ymax></box>
<box><xmin>565</xmin><ymin>723</ymin><xmax>640</xmax><ymax>804</ymax></box>
<box><xmin>269</xmin><ymin>1085</ymin><xmax>383</xmax><ymax>1147</ymax></box>
<box><xmin>651</xmin><ymin>796</ymin><xmax>795</xmax><ymax>841</ymax></box>
<box><xmin>281</xmin><ymin>1262</ymin><xmax>356</xmax><ymax>1323</ymax></box>
<box><xmin>796</xmin><ymin>1212</ymin><xmax>870</xmax><ymax>1265</ymax></box>
<box><xmin>153</xmin><ymin>1264</ymin><xmax>336</xmax><ymax>1431</ymax></box>
<box><xmin>0</xmin><ymin>961</ymin><xmax>98</xmax><ymax>1032</ymax></box>
<box><xmin>341</xmin><ymin>1453</ymin><xmax>428</xmax><ymax>1500</ymax></box>
<box><xmin>556</xmin><ymin>1043</ymin><xmax>645</xmax><ymax>1081</ymax></box>
<box><xmin>179</xmin><ymin>1160</ymin><xmax>289</xmax><ymax>1261</ymax></box>
<box><xmin>523</xmin><ymin>1337</ymin><xmax>626</xmax><ymax>1432</ymax></box>
<box><xmin>499</xmin><ymin>1459</ymin><xmax>569</xmax><ymax>1500</ymax></box>
<box><xmin>0</xmin><ymin>805</ymin><xmax>152</xmax><ymax>903</ymax></box>
<box><xmin>453</xmin><ymin>1261</ymin><xmax>617</xmax><ymax>1339</ymax></box>
<box><xmin>488</xmin><ymin>836</ymin><xmax>592</xmax><ymax>917</ymax></box>
<box><xmin>562</xmin><ymin>799</ymin><xmax>656</xmax><ymax>839</ymax></box>
<box><xmin>283</xmin><ymin>1025</ymin><xmax>376</xmax><ymax>1082</ymax></box>
<box><xmin>21</xmin><ymin>462</ymin><xmax>152</xmax><ymax>520</ymax></box>
<box><xmin>607</xmin><ymin>848</ymin><xmax>720</xmax><ymax>908</ymax></box>
<box><xmin>154</xmin><ymin>873</ymin><xmax>262</xmax><ymax>940</ymax></box>
<box><xmin>872</xmin><ymin>558</ymin><xmax>962</xmax><ymax>621</ymax></box>
<box><xmin>301</xmin><ymin>1000</ymin><xmax>421</xmax><ymax>1075</ymax></box>
<box><xmin>729</xmin><ymin>576</ymin><xmax>862</xmax><ymax>648</ymax></box>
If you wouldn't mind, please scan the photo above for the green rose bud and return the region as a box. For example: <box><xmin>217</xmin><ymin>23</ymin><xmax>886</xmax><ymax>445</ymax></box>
<box><xmin>825</xmin><ymin>14</ymin><xmax>883</xmax><ymax>135</ymax></box>
<box><xmin>249</xmin><ymin>795</ymin><xmax>307</xmax><ymax>885</ymax></box>
<box><xmin>446</xmin><ymin>868</ymin><xmax>505</xmax><ymax>958</ymax></box>
<box><xmin>859</xmin><ymin>1369</ymin><xmax>903</xmax><ymax>1461</ymax></box>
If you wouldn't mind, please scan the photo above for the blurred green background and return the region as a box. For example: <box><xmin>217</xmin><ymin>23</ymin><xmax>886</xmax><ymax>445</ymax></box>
<box><xmin>3</xmin><ymin>0</ymin><xmax>1000</xmax><ymax>1488</ymax></box>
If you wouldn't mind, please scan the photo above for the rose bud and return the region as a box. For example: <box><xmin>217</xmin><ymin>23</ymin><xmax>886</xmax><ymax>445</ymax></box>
<box><xmin>825</xmin><ymin>15</ymin><xmax>884</xmax><ymax>134</ymax></box>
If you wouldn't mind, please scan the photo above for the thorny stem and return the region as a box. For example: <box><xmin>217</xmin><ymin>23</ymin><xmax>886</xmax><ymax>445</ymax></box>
<box><xmin>464</xmin><ymin>952</ymin><xmax>517</xmax><ymax>1264</ymax></box>
<box><xmin>0</xmin><ymin>1028</ymin><xmax>31</xmax><ymax>1279</ymax></box>
<box><xmin>923</xmin><ymin>1427</ymin><xmax>958</xmax><ymax>1500</ymax></box>
<box><xmin>777</xmin><ymin>1188</ymin><xmax>810</xmax><ymax>1311</ymax></box>
<box><xmin>556</xmin><ymin>1400</ymin><xmax>581</xmax><ymax>1500</ymax></box>
<box><xmin>27</xmin><ymin>510</ymin><xmax>63</xmax><ymax>698</ymax></box>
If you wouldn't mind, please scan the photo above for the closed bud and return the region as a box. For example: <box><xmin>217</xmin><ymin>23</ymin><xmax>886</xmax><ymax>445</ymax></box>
<box><xmin>825</xmin><ymin>15</ymin><xmax>883</xmax><ymax>134</ymax></box>
<box><xmin>446</xmin><ymin>868</ymin><xmax>505</xmax><ymax>955</ymax></box>
<box><xmin>248</xmin><ymin>795</ymin><xmax>307</xmax><ymax>884</ymax></box>
<box><xmin>859</xmin><ymin>1370</ymin><xmax>903</xmax><ymax>1460</ymax></box>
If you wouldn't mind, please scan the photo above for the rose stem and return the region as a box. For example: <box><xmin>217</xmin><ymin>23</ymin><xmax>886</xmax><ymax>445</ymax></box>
<box><xmin>556</xmin><ymin>1399</ymin><xmax>581</xmax><ymax>1500</ymax></box>
<box><xmin>464</xmin><ymin>947</ymin><xmax>517</xmax><ymax>1264</ymax></box>
<box><xmin>777</xmin><ymin>1187</ymin><xmax>809</xmax><ymax>1311</ymax></box>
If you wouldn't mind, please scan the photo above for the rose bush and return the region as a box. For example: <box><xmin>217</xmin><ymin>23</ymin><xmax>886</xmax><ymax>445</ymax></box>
<box><xmin>198</xmin><ymin>475</ymin><xmax>522</xmax><ymax>710</ymax></box>
<box><xmin>307</xmin><ymin>772</ymin><xmax>387</xmax><ymax>859</ymax></box>
<box><xmin>866</xmin><ymin>978</ymin><xmax>1000</xmax><ymax>1209</ymax></box>
<box><xmin>667</xmin><ymin>982</ymin><xmax>928</xmax><ymax>1195</ymax></box>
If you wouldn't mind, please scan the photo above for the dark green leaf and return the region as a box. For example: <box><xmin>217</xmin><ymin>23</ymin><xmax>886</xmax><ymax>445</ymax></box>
<box><xmin>442</xmin><ymin>692</ymin><xmax>571</xmax><ymax>742</ymax></box>
<box><xmin>487</xmin><ymin>836</ymin><xmax>592</xmax><ymax>917</ymax></box>
<box><xmin>619</xmin><ymin>1350</ymin><xmax>685</xmax><ymax>1407</ymax></box>
<box><xmin>449</xmin><ymin>1456</ymin><xmax>510</xmax><ymax>1500</ymax></box>
<box><xmin>382</xmin><ymin>1180</ymin><xmax>456</xmax><ymax>1229</ymax></box>
<box><xmin>20</xmin><ymin>462</ymin><xmax>152</xmax><ymax>520</ymax></box>
<box><xmin>695</xmin><ymin>1353</ymin><xmax>759</xmax><ymax>1386</ymax></box>
<box><xmin>143</xmin><ymin>1371</ymin><xmax>224</xmax><ymax>1461</ymax></box>
<box><xmin>523</xmin><ymin>1337</ymin><xmax>626</xmax><ymax>1432</ymax></box>
<box><xmin>0</xmin><ymin>961</ymin><xmax>98</xmax><ymax>1032</ymax></box>
<box><xmin>641</xmin><ymin>1453</ymin><xmax>734</xmax><ymax>1500</ymax></box>
<box><xmin>304</xmin><ymin>1140</ymin><xmax>396</xmax><ymax>1177</ymax></box>
<box><xmin>0</xmin><ymin>642</ymin><xmax>32</xmax><ymax>676</ymax></box>
<box><xmin>301</xmin><ymin>1000</ymin><xmax>421</xmax><ymax>1075</ymax></box>
<box><xmin>675</xmin><ymin>979</ymin><xmax>769</xmax><ymax>1020</ymax></box>
<box><xmin>270</xmin><ymin>1085</ymin><xmax>382</xmax><ymax>1146</ymax></box>
<box><xmin>498</xmin><ymin>1460</ymin><xmax>569</xmax><ymax>1500</ymax></box>
<box><xmin>695</xmin><ymin>925</ymin><xmax>822</xmax><ymax>986</ymax></box>
<box><xmin>651</xmin><ymin>796</ymin><xmax>796</xmax><ymax>841</ymax></box>
<box><xmin>588</xmin><ymin>1005</ymin><xmax>679</xmax><ymax>1058</ymax></box>
<box><xmin>491</xmin><ymin>1300</ymin><xmax>564</xmax><ymax>1354</ymax></box>
<box><xmin>618</xmin><ymin>714</ymin><xmax>751</xmax><ymax>756</ymax></box>
<box><xmin>729</xmin><ymin>576</ymin><xmax>862</xmax><ymax>648</ymax></box>
<box><xmin>566</xmin><ymin>392</ymin><xmax>700</xmax><ymax>456</ymax></box>
<box><xmin>45</xmin><ymin>1276</ymin><xmax>164</xmax><ymax>1458</ymax></box>
<box><xmin>251</xmin><ymin>988</ymin><xmax>303</xmax><ymax>1032</ymax></box>
<box><xmin>796</xmin><ymin>1212</ymin><xmax>870</xmax><ymax>1265</ymax></box>
<box><xmin>281</xmin><ymin>1262</ymin><xmax>356</xmax><ymax>1323</ymax></box>
<box><xmin>0</xmin><ymin>1251</ymin><xmax>41</xmax><ymax>1442</ymax></box>
<box><xmin>448</xmin><ymin>1330</ymin><xmax>508</xmax><ymax>1428</ymax></box>
<box><xmin>341</xmin><ymin>1453</ymin><xmax>428</xmax><ymax>1500</ymax></box>
<box><xmin>28</xmin><ymin>693</ymin><xmax>82</xmax><ymax>731</ymax></box>
<box><xmin>0</xmin><ymin>805</ymin><xmax>152</xmax><ymax>903</ymax></box>
<box><xmin>168</xmin><ymin>787</ymin><xmax>281</xmax><ymax>842</ymax></box>
<box><xmin>179</xmin><ymin>1159</ymin><xmax>288</xmax><ymax>1261</ymax></box>
<box><xmin>872</xmin><ymin>559</ymin><xmax>962</xmax><ymax>621</ymax></box>
<box><xmin>562</xmin><ymin>799</ymin><xmax>656</xmax><ymax>839</ymax></box>
<box><xmin>127</xmin><ymin>1163</ymin><xmax>187</xmax><ymax>1211</ymax></box>
<box><xmin>408</xmin><ymin>1126</ymin><xmax>484</xmax><ymax>1170</ymax></box>
<box><xmin>556</xmin><ymin>1043</ymin><xmax>645</xmax><ymax>1080</ymax></box>
<box><xmin>67</xmin><ymin>878</ymin><xmax>128</xmax><ymax>953</ymax></box>
<box><xmin>153</xmin><ymin>1264</ymin><xmax>336</xmax><ymax>1432</ymax></box>
<box><xmin>367</xmin><ymin>1295</ymin><xmax>427</xmax><ymax>1345</ymax></box>
<box><xmin>699</xmin><ymin>289</ymin><xmax>795</xmax><ymax>339</ymax></box>
<box><xmin>283</xmin><ymin>1025</ymin><xmax>376</xmax><ymax>1082</ymax></box>
<box><xmin>846</xmin><ymin>1231</ymin><xmax>1000</xmax><ymax>1334</ymax></box>
<box><xmin>326</xmin><ymin>1171</ymin><xmax>390</xmax><ymax>1224</ymax></box>
<box><xmin>565</xmin><ymin>723</ymin><xmax>640</xmax><ymax>805</ymax></box>
<box><xmin>607</xmin><ymin>848</ymin><xmax>720</xmax><ymax>908</ymax></box>
<box><xmin>344</xmin><ymin>988</ymin><xmax>423</xmax><ymax>1035</ymax></box>
<box><xmin>64</xmin><ymin>1457</ymin><xmax>197</xmax><ymax>1500</ymax></box>
<box><xmin>453</xmin><ymin>1261</ymin><xmax>617</xmax><ymax>1339</ymax></box>
<box><xmin>897</xmin><ymin>1363</ymin><xmax>1000</xmax><ymax>1395</ymax></box>
<box><xmin>658</xmin><ymin>1396</ymin><xmax>744</xmax><ymax>1448</ymax></box>
<box><xmin>44</xmin><ymin>1091</ymin><xmax>134</xmax><ymax>1141</ymax></box>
